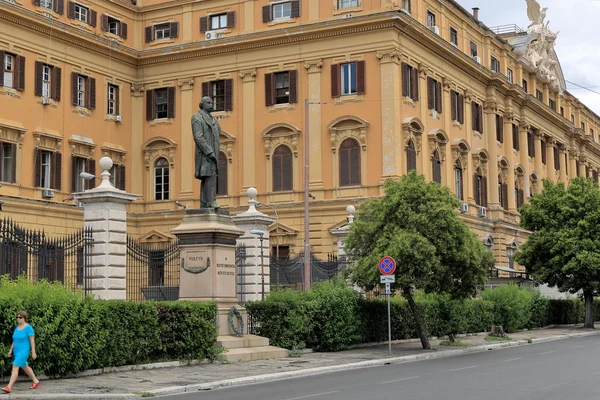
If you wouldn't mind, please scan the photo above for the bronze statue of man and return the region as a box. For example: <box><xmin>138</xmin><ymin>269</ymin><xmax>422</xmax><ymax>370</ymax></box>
<box><xmin>192</xmin><ymin>96</ymin><xmax>221</xmax><ymax>209</ymax></box>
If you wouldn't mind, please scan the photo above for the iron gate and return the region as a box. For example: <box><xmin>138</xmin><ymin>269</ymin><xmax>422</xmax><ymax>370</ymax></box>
<box><xmin>270</xmin><ymin>252</ymin><xmax>347</xmax><ymax>289</ymax></box>
<box><xmin>126</xmin><ymin>236</ymin><xmax>180</xmax><ymax>301</ymax></box>
<box><xmin>0</xmin><ymin>217</ymin><xmax>92</xmax><ymax>294</ymax></box>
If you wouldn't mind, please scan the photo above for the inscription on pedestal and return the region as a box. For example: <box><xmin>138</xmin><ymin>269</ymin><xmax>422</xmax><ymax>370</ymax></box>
<box><xmin>217</xmin><ymin>263</ymin><xmax>235</xmax><ymax>276</ymax></box>
<box><xmin>182</xmin><ymin>249</ymin><xmax>210</xmax><ymax>274</ymax></box>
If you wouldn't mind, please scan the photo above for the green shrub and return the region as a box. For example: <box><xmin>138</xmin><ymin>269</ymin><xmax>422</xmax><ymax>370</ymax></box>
<box><xmin>527</xmin><ymin>292</ymin><xmax>550</xmax><ymax>329</ymax></box>
<box><xmin>548</xmin><ymin>299</ymin><xmax>585</xmax><ymax>324</ymax></box>
<box><xmin>482</xmin><ymin>285</ymin><xmax>534</xmax><ymax>333</ymax></box>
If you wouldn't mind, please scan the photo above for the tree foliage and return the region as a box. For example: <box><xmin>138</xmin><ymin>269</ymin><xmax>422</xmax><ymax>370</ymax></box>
<box><xmin>515</xmin><ymin>177</ymin><xmax>600</xmax><ymax>328</ymax></box>
<box><xmin>345</xmin><ymin>172</ymin><xmax>493</xmax><ymax>347</ymax></box>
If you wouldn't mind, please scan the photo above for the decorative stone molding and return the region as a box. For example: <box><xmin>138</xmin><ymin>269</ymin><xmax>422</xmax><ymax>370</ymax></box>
<box><xmin>376</xmin><ymin>49</ymin><xmax>401</xmax><ymax>64</ymax></box>
<box><xmin>332</xmin><ymin>0</ymin><xmax>362</xmax><ymax>11</ymax></box>
<box><xmin>261</xmin><ymin>122</ymin><xmax>301</xmax><ymax>159</ymax></box>
<box><xmin>442</xmin><ymin>78</ymin><xmax>454</xmax><ymax>93</ymax></box>
<box><xmin>142</xmin><ymin>136</ymin><xmax>177</xmax><ymax>170</ymax></box>
<box><xmin>131</xmin><ymin>83</ymin><xmax>145</xmax><ymax>97</ymax></box>
<box><xmin>239</xmin><ymin>69</ymin><xmax>257</xmax><ymax>83</ymax></box>
<box><xmin>69</xmin><ymin>135</ymin><xmax>97</xmax><ymax>158</ymax></box>
<box><xmin>220</xmin><ymin>130</ymin><xmax>236</xmax><ymax>163</ymax></box>
<box><xmin>327</xmin><ymin>115</ymin><xmax>369</xmax><ymax>154</ymax></box>
<box><xmin>402</xmin><ymin>117</ymin><xmax>424</xmax><ymax>154</ymax></box>
<box><xmin>451</xmin><ymin>139</ymin><xmax>470</xmax><ymax>170</ymax></box>
<box><xmin>72</xmin><ymin>106</ymin><xmax>92</xmax><ymax>117</ymax></box>
<box><xmin>464</xmin><ymin>90</ymin><xmax>474</xmax><ymax>104</ymax></box>
<box><xmin>303</xmin><ymin>59</ymin><xmax>323</xmax><ymax>74</ymax></box>
<box><xmin>177</xmin><ymin>77</ymin><xmax>194</xmax><ymax>91</ymax></box>
<box><xmin>33</xmin><ymin>131</ymin><xmax>62</xmax><ymax>151</ymax></box>
<box><xmin>515</xmin><ymin>166</ymin><xmax>525</xmax><ymax>187</ymax></box>
<box><xmin>498</xmin><ymin>157</ymin><xmax>509</xmax><ymax>181</ymax></box>
<box><xmin>0</xmin><ymin>87</ymin><xmax>22</xmax><ymax>99</ymax></box>
<box><xmin>0</xmin><ymin>124</ymin><xmax>26</xmax><ymax>148</ymax></box>
<box><xmin>530</xmin><ymin>172</ymin><xmax>539</xmax><ymax>194</ymax></box>
<box><xmin>418</xmin><ymin>63</ymin><xmax>433</xmax><ymax>78</ymax></box>
<box><xmin>484</xmin><ymin>100</ymin><xmax>499</xmax><ymax>114</ymax></box>
<box><xmin>428</xmin><ymin>129</ymin><xmax>449</xmax><ymax>162</ymax></box>
<box><xmin>472</xmin><ymin>148</ymin><xmax>489</xmax><ymax>175</ymax></box>
<box><xmin>101</xmin><ymin>143</ymin><xmax>127</xmax><ymax>165</ymax></box>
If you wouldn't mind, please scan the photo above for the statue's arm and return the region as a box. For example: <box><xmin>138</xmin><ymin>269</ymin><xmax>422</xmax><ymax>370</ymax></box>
<box><xmin>192</xmin><ymin>117</ymin><xmax>217</xmax><ymax>159</ymax></box>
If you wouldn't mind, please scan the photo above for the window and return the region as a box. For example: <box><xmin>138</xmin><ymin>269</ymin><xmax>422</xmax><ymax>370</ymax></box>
<box><xmin>42</xmin><ymin>65</ymin><xmax>50</xmax><ymax>98</ymax></box>
<box><xmin>402</xmin><ymin>0</ymin><xmax>411</xmax><ymax>13</ymax></box>
<box><xmin>451</xmin><ymin>90</ymin><xmax>464</xmax><ymax>124</ymax></box>
<box><xmin>108</xmin><ymin>17</ymin><xmax>119</xmax><ymax>34</ymax></box>
<box><xmin>594</xmin><ymin>170</ymin><xmax>599</xmax><ymax>183</ymax></box>
<box><xmin>339</xmin><ymin>138</ymin><xmax>360</xmax><ymax>187</ymax></box>
<box><xmin>71</xmin><ymin>73</ymin><xmax>95</xmax><ymax>109</ymax></box>
<box><xmin>146</xmin><ymin>87</ymin><xmax>175</xmax><ymax>120</ymax></box>
<box><xmin>200</xmin><ymin>12</ymin><xmax>235</xmax><ymax>32</ymax></box>
<box><xmin>109</xmin><ymin>163</ymin><xmax>125</xmax><ymax>190</ymax></box>
<box><xmin>39</xmin><ymin>0</ymin><xmax>64</xmax><ymax>14</ymax></box>
<box><xmin>450</xmin><ymin>27</ymin><xmax>458</xmax><ymax>46</ymax></box>
<box><xmin>581</xmin><ymin>122</ymin><xmax>586</xmax><ymax>131</ymax></box>
<box><xmin>432</xmin><ymin>150</ymin><xmax>441</xmax><ymax>184</ymax></box>
<box><xmin>507</xmin><ymin>68</ymin><xmax>514</xmax><ymax>83</ymax></box>
<box><xmin>426</xmin><ymin>11</ymin><xmax>436</xmax><ymax>28</ymax></box>
<box><xmin>499</xmin><ymin>174</ymin><xmax>508</xmax><ymax>210</ymax></box>
<box><xmin>76</xmin><ymin>75</ymin><xmax>85</xmax><ymax>107</ymax></box>
<box><xmin>472</xmin><ymin>102</ymin><xmax>483</xmax><ymax>133</ymax></box>
<box><xmin>154</xmin><ymin>157</ymin><xmax>169</xmax><ymax>200</ymax></box>
<box><xmin>541</xmin><ymin>139</ymin><xmax>546</xmax><ymax>165</ymax></box>
<box><xmin>515</xmin><ymin>175</ymin><xmax>524</xmax><ymax>209</ymax></box>
<box><xmin>331</xmin><ymin>61</ymin><xmax>365</xmax><ymax>97</ymax></box>
<box><xmin>549</xmin><ymin>98</ymin><xmax>556</xmax><ymax>111</ymax></box>
<box><xmin>491</xmin><ymin>57</ymin><xmax>500</xmax><ymax>73</ymax></box>
<box><xmin>148</xmin><ymin>249</ymin><xmax>165</xmax><ymax>286</ymax></box>
<box><xmin>0</xmin><ymin>51</ymin><xmax>27</xmax><ymax>92</ymax></box>
<box><xmin>576</xmin><ymin>160</ymin><xmax>580</xmax><ymax>177</ymax></box>
<box><xmin>454</xmin><ymin>160</ymin><xmax>463</xmax><ymax>200</ymax></box>
<box><xmin>522</xmin><ymin>79</ymin><xmax>528</xmax><ymax>93</ymax></box>
<box><xmin>202</xmin><ymin>79</ymin><xmax>233</xmax><ymax>112</ymax></box>
<box><xmin>145</xmin><ymin>22</ymin><xmax>179</xmax><ymax>42</ymax></box>
<box><xmin>427</xmin><ymin>77</ymin><xmax>442</xmax><ymax>113</ymax></box>
<box><xmin>554</xmin><ymin>146</ymin><xmax>560</xmax><ymax>170</ymax></box>
<box><xmin>217</xmin><ymin>151</ymin><xmax>228</xmax><ymax>196</ymax></box>
<box><xmin>474</xmin><ymin>168</ymin><xmax>486</xmax><ymax>207</ymax></box>
<box><xmin>107</xmin><ymin>84</ymin><xmax>119</xmax><ymax>115</ymax></box>
<box><xmin>35</xmin><ymin>62</ymin><xmax>62</xmax><ymax>101</ymax></box>
<box><xmin>211</xmin><ymin>13</ymin><xmax>228</xmax><ymax>29</ymax></box>
<box><xmin>527</xmin><ymin>132</ymin><xmax>535</xmax><ymax>157</ymax></box>
<box><xmin>273</xmin><ymin>145</ymin><xmax>293</xmax><ymax>191</ymax></box>
<box><xmin>0</xmin><ymin>142</ymin><xmax>16</xmax><ymax>183</ymax></box>
<box><xmin>339</xmin><ymin>0</ymin><xmax>358</xmax><ymax>8</ymax></box>
<box><xmin>2</xmin><ymin>53</ymin><xmax>13</xmax><ymax>89</ymax></box>
<box><xmin>536</xmin><ymin>89</ymin><xmax>543</xmax><ymax>102</ymax></box>
<box><xmin>496</xmin><ymin>115</ymin><xmax>504</xmax><ymax>143</ymax></box>
<box><xmin>74</xmin><ymin>3</ymin><xmax>88</xmax><ymax>23</ymax></box>
<box><xmin>591</xmin><ymin>129</ymin><xmax>595</xmax><ymax>141</ymax></box>
<box><xmin>406</xmin><ymin>140</ymin><xmax>417</xmax><ymax>172</ymax></box>
<box><xmin>262</xmin><ymin>1</ymin><xmax>300</xmax><ymax>23</ymax></box>
<box><xmin>512</xmin><ymin>124</ymin><xmax>519</xmax><ymax>151</ymax></box>
<box><xmin>507</xmin><ymin>244</ymin><xmax>517</xmax><ymax>270</ymax></box>
<box><xmin>40</xmin><ymin>0</ymin><xmax>53</xmax><ymax>10</ymax></box>
<box><xmin>265</xmin><ymin>71</ymin><xmax>297</xmax><ymax>106</ymax></box>
<box><xmin>34</xmin><ymin>149</ymin><xmax>61</xmax><ymax>190</ymax></box>
<box><xmin>571</xmin><ymin>114</ymin><xmax>575</xmax><ymax>124</ymax></box>
<box><xmin>402</xmin><ymin>63</ymin><xmax>418</xmax><ymax>101</ymax></box>
<box><xmin>71</xmin><ymin>156</ymin><xmax>94</xmax><ymax>192</ymax></box>
<box><xmin>101</xmin><ymin>15</ymin><xmax>127</xmax><ymax>38</ymax></box>
<box><xmin>560</xmin><ymin>107</ymin><xmax>564</xmax><ymax>117</ymax></box>
<box><xmin>470</xmin><ymin>41</ymin><xmax>478</xmax><ymax>58</ymax></box>
<box><xmin>67</xmin><ymin>1</ymin><xmax>96</xmax><ymax>26</ymax></box>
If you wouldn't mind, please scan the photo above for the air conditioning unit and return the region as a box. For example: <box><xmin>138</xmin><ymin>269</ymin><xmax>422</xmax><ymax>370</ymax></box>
<box><xmin>473</xmin><ymin>56</ymin><xmax>481</xmax><ymax>64</ymax></box>
<box><xmin>115</xmin><ymin>115</ymin><xmax>122</xmax><ymax>122</ymax></box>
<box><xmin>431</xmin><ymin>26</ymin><xmax>440</xmax><ymax>35</ymax></box>
<box><xmin>42</xmin><ymin>97</ymin><xmax>50</xmax><ymax>105</ymax></box>
<box><xmin>205</xmin><ymin>30</ymin><xmax>224</xmax><ymax>41</ymax></box>
<box><xmin>41</xmin><ymin>188</ymin><xmax>55</xmax><ymax>199</ymax></box>
<box><xmin>478</xmin><ymin>206</ymin><xmax>487</xmax><ymax>218</ymax></box>
<box><xmin>460</xmin><ymin>202</ymin><xmax>469</xmax><ymax>213</ymax></box>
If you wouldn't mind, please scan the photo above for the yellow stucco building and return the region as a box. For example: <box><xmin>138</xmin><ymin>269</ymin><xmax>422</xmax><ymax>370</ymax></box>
<box><xmin>1</xmin><ymin>0</ymin><xmax>598</xmax><ymax>274</ymax></box>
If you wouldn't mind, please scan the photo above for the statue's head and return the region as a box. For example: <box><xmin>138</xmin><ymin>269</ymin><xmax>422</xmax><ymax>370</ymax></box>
<box><xmin>199</xmin><ymin>96</ymin><xmax>214</xmax><ymax>113</ymax></box>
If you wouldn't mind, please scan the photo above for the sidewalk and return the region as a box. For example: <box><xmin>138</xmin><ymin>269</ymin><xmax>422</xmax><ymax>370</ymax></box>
<box><xmin>2</xmin><ymin>325</ymin><xmax>599</xmax><ymax>399</ymax></box>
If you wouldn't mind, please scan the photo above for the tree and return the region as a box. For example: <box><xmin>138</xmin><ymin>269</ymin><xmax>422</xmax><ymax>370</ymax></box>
<box><xmin>345</xmin><ymin>172</ymin><xmax>493</xmax><ymax>349</ymax></box>
<box><xmin>515</xmin><ymin>177</ymin><xmax>600</xmax><ymax>329</ymax></box>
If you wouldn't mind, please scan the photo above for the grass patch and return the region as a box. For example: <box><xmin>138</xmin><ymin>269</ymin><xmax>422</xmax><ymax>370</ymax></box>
<box><xmin>439</xmin><ymin>339</ymin><xmax>469</xmax><ymax>347</ymax></box>
<box><xmin>484</xmin><ymin>335</ymin><xmax>512</xmax><ymax>342</ymax></box>
<box><xmin>133</xmin><ymin>392</ymin><xmax>156</xmax><ymax>398</ymax></box>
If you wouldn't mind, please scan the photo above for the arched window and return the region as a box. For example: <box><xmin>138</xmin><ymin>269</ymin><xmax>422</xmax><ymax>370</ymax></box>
<box><xmin>217</xmin><ymin>151</ymin><xmax>228</xmax><ymax>196</ymax></box>
<box><xmin>498</xmin><ymin>174</ymin><xmax>508</xmax><ymax>210</ymax></box>
<box><xmin>474</xmin><ymin>168</ymin><xmax>487</xmax><ymax>207</ymax></box>
<box><xmin>406</xmin><ymin>139</ymin><xmax>417</xmax><ymax>172</ymax></box>
<box><xmin>154</xmin><ymin>157</ymin><xmax>169</xmax><ymax>200</ymax></box>
<box><xmin>454</xmin><ymin>160</ymin><xmax>463</xmax><ymax>200</ymax></box>
<box><xmin>273</xmin><ymin>145</ymin><xmax>293</xmax><ymax>191</ymax></box>
<box><xmin>432</xmin><ymin>150</ymin><xmax>442</xmax><ymax>184</ymax></box>
<box><xmin>339</xmin><ymin>138</ymin><xmax>361</xmax><ymax>186</ymax></box>
<box><xmin>515</xmin><ymin>169</ymin><xmax>524</xmax><ymax>209</ymax></box>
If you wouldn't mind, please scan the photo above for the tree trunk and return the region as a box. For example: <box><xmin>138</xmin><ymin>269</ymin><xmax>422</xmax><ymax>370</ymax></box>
<box><xmin>403</xmin><ymin>288</ymin><xmax>431</xmax><ymax>349</ymax></box>
<box><xmin>584</xmin><ymin>290</ymin><xmax>595</xmax><ymax>329</ymax></box>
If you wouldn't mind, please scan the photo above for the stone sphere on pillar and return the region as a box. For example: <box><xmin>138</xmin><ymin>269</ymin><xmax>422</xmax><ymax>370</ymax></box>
<box><xmin>346</xmin><ymin>205</ymin><xmax>356</xmax><ymax>215</ymax></box>
<box><xmin>247</xmin><ymin>186</ymin><xmax>258</xmax><ymax>202</ymax></box>
<box><xmin>99</xmin><ymin>157</ymin><xmax>114</xmax><ymax>172</ymax></box>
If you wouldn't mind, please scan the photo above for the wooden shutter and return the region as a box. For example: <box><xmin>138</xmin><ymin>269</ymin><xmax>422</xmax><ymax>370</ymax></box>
<box><xmin>349</xmin><ymin>145</ymin><xmax>360</xmax><ymax>185</ymax></box>
<box><xmin>224</xmin><ymin>79</ymin><xmax>233</xmax><ymax>111</ymax></box>
<box><xmin>427</xmin><ymin>78</ymin><xmax>434</xmax><ymax>110</ymax></box>
<box><xmin>273</xmin><ymin>148</ymin><xmax>282</xmax><ymax>191</ymax></box>
<box><xmin>554</xmin><ymin>147</ymin><xmax>560</xmax><ymax>170</ymax></box>
<box><xmin>146</xmin><ymin>90</ymin><xmax>155</xmax><ymax>120</ymax></box>
<box><xmin>16</xmin><ymin>56</ymin><xmax>25</xmax><ymax>91</ymax></box>
<box><xmin>331</xmin><ymin>64</ymin><xmax>340</xmax><ymax>97</ymax></box>
<box><xmin>101</xmin><ymin>14</ymin><xmax>108</xmax><ymax>31</ymax></box>
<box><xmin>411</xmin><ymin>66</ymin><xmax>419</xmax><ymax>100</ymax></box>
<box><xmin>34</xmin><ymin>149</ymin><xmax>41</xmax><ymax>187</ymax></box>
<box><xmin>145</xmin><ymin>26</ymin><xmax>153</xmax><ymax>43</ymax></box>
<box><xmin>170</xmin><ymin>22</ymin><xmax>179</xmax><ymax>38</ymax></box>
<box><xmin>339</xmin><ymin>144</ymin><xmax>349</xmax><ymax>187</ymax></box>
<box><xmin>115</xmin><ymin>85</ymin><xmax>120</xmax><ymax>115</ymax></box>
<box><xmin>71</xmin><ymin>72</ymin><xmax>78</xmax><ymax>106</ymax></box>
<box><xmin>496</xmin><ymin>115</ymin><xmax>504</xmax><ymax>143</ymax></box>
<box><xmin>356</xmin><ymin>60</ymin><xmax>365</xmax><ymax>95</ymax></box>
<box><xmin>53</xmin><ymin>152</ymin><xmax>61</xmax><ymax>190</ymax></box>
<box><xmin>435</xmin><ymin>81</ymin><xmax>442</xmax><ymax>112</ymax></box>
<box><xmin>167</xmin><ymin>86</ymin><xmax>176</xmax><ymax>118</ymax></box>
<box><xmin>459</xmin><ymin>168</ymin><xmax>464</xmax><ymax>200</ymax></box>
<box><xmin>473</xmin><ymin>173</ymin><xmax>479</xmax><ymax>203</ymax></box>
<box><xmin>458</xmin><ymin>94</ymin><xmax>464</xmax><ymax>124</ymax></box>
<box><xmin>282</xmin><ymin>148</ymin><xmax>292</xmax><ymax>190</ymax></box>
<box><xmin>401</xmin><ymin>63</ymin><xmax>409</xmax><ymax>97</ymax></box>
<box><xmin>200</xmin><ymin>16</ymin><xmax>208</xmax><ymax>32</ymax></box>
<box><xmin>33</xmin><ymin>0</ymin><xmax>40</xmax><ymax>5</ymax></box>
<box><xmin>118</xmin><ymin>164</ymin><xmax>126</xmax><ymax>190</ymax></box>
<box><xmin>9</xmin><ymin>144</ymin><xmax>16</xmax><ymax>183</ymax></box>
<box><xmin>502</xmin><ymin>183</ymin><xmax>508</xmax><ymax>209</ymax></box>
<box><xmin>265</xmin><ymin>73</ymin><xmax>274</xmax><ymax>107</ymax></box>
<box><xmin>517</xmin><ymin>189</ymin><xmax>524</xmax><ymax>208</ymax></box>
<box><xmin>90</xmin><ymin>10</ymin><xmax>97</xmax><ymax>27</ymax></box>
<box><xmin>0</xmin><ymin>52</ymin><xmax>3</xmax><ymax>86</ymax></box>
<box><xmin>34</xmin><ymin>61</ymin><xmax>43</xmax><ymax>96</ymax></box>
<box><xmin>289</xmin><ymin>70</ymin><xmax>298</xmax><ymax>103</ymax></box>
<box><xmin>432</xmin><ymin>152</ymin><xmax>441</xmax><ymax>184</ymax></box>
<box><xmin>51</xmin><ymin>66</ymin><xmax>61</xmax><ymax>101</ymax></box>
<box><xmin>202</xmin><ymin>82</ymin><xmax>209</xmax><ymax>98</ymax></box>
<box><xmin>67</xmin><ymin>1</ymin><xmax>75</xmax><ymax>18</ymax></box>
<box><xmin>262</xmin><ymin>5</ymin><xmax>271</xmax><ymax>23</ymax></box>
<box><xmin>86</xmin><ymin>77</ymin><xmax>96</xmax><ymax>110</ymax></box>
<box><xmin>86</xmin><ymin>159</ymin><xmax>96</xmax><ymax>190</ymax></box>
<box><xmin>482</xmin><ymin>175</ymin><xmax>488</xmax><ymax>207</ymax></box>
<box><xmin>71</xmin><ymin>156</ymin><xmax>78</xmax><ymax>192</ymax></box>
<box><xmin>541</xmin><ymin>140</ymin><xmax>546</xmax><ymax>164</ymax></box>
<box><xmin>227</xmin><ymin>11</ymin><xmax>235</xmax><ymax>28</ymax></box>
<box><xmin>217</xmin><ymin>152</ymin><xmax>228</xmax><ymax>195</ymax></box>
<box><xmin>513</xmin><ymin>124</ymin><xmax>519</xmax><ymax>150</ymax></box>
<box><xmin>291</xmin><ymin>0</ymin><xmax>301</xmax><ymax>17</ymax></box>
<box><xmin>120</xmin><ymin>22</ymin><xmax>127</xmax><ymax>39</ymax></box>
<box><xmin>55</xmin><ymin>0</ymin><xmax>64</xmax><ymax>14</ymax></box>
<box><xmin>450</xmin><ymin>91</ymin><xmax>456</xmax><ymax>121</ymax></box>
<box><xmin>478</xmin><ymin>104</ymin><xmax>483</xmax><ymax>133</ymax></box>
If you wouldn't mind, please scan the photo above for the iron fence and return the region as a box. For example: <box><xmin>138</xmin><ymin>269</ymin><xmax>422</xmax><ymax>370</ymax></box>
<box><xmin>126</xmin><ymin>236</ymin><xmax>180</xmax><ymax>301</ymax></box>
<box><xmin>270</xmin><ymin>252</ymin><xmax>347</xmax><ymax>290</ymax></box>
<box><xmin>0</xmin><ymin>217</ymin><xmax>92</xmax><ymax>294</ymax></box>
<box><xmin>236</xmin><ymin>244</ymin><xmax>247</xmax><ymax>303</ymax></box>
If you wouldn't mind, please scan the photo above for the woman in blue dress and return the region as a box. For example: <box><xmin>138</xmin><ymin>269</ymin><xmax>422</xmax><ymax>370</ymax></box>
<box><xmin>2</xmin><ymin>311</ymin><xmax>40</xmax><ymax>393</ymax></box>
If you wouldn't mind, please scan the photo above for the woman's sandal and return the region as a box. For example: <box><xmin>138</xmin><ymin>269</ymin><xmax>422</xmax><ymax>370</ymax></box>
<box><xmin>1</xmin><ymin>386</ymin><xmax>10</xmax><ymax>393</ymax></box>
<box><xmin>30</xmin><ymin>382</ymin><xmax>40</xmax><ymax>389</ymax></box>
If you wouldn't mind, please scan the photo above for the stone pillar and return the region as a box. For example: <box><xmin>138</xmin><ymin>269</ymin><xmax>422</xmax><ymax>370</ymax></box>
<box><xmin>484</xmin><ymin>102</ymin><xmax>499</xmax><ymax>209</ymax></box>
<box><xmin>232</xmin><ymin>188</ymin><xmax>275</xmax><ymax>302</ymax></box>
<box><xmin>518</xmin><ymin>121</ymin><xmax>530</xmax><ymax>198</ymax></box>
<box><xmin>579</xmin><ymin>157</ymin><xmax>587</xmax><ymax>178</ymax></box>
<box><xmin>130</xmin><ymin>84</ymin><xmax>145</xmax><ymax>196</ymax></box>
<box><xmin>179</xmin><ymin>77</ymin><xmax>195</xmax><ymax>199</ymax></box>
<box><xmin>546</xmin><ymin>139</ymin><xmax>556</xmax><ymax>182</ymax></box>
<box><xmin>534</xmin><ymin>132</ymin><xmax>544</xmax><ymax>181</ymax></box>
<box><xmin>304</xmin><ymin>59</ymin><xmax>325</xmax><ymax>190</ymax></box>
<box><xmin>559</xmin><ymin>145</ymin><xmax>567</xmax><ymax>183</ymax></box>
<box><xmin>503</xmin><ymin>113</ymin><xmax>516</xmax><ymax>212</ymax></box>
<box><xmin>74</xmin><ymin>157</ymin><xmax>137</xmax><ymax>300</ymax></box>
<box><xmin>239</xmin><ymin>69</ymin><xmax>257</xmax><ymax>192</ymax></box>
<box><xmin>377</xmin><ymin>50</ymin><xmax>402</xmax><ymax>180</ymax></box>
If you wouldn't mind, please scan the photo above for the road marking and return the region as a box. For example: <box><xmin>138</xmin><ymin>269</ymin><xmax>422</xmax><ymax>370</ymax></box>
<box><xmin>380</xmin><ymin>376</ymin><xmax>420</xmax><ymax>384</ymax></box>
<box><xmin>447</xmin><ymin>365</ymin><xmax>478</xmax><ymax>372</ymax></box>
<box><xmin>283</xmin><ymin>391</ymin><xmax>340</xmax><ymax>400</ymax></box>
<box><xmin>539</xmin><ymin>351</ymin><xmax>557</xmax><ymax>355</ymax></box>
<box><xmin>501</xmin><ymin>358</ymin><xmax>522</xmax><ymax>362</ymax></box>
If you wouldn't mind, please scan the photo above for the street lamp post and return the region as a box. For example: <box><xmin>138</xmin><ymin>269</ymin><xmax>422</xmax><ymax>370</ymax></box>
<box><xmin>250</xmin><ymin>229</ymin><xmax>265</xmax><ymax>300</ymax></box>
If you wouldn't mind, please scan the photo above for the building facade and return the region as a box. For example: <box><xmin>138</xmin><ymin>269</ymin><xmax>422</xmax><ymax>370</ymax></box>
<box><xmin>1</xmin><ymin>0</ymin><xmax>599</xmax><ymax>273</ymax></box>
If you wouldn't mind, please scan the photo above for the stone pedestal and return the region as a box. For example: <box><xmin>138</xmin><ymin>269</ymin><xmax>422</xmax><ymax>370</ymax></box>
<box><xmin>171</xmin><ymin>208</ymin><xmax>245</xmax><ymax>336</ymax></box>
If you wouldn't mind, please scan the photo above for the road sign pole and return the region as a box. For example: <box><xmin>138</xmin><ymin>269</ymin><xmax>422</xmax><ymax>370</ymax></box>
<box><xmin>387</xmin><ymin>288</ymin><xmax>392</xmax><ymax>356</ymax></box>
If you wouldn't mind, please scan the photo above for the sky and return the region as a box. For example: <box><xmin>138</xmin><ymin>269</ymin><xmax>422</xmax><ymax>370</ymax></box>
<box><xmin>455</xmin><ymin>0</ymin><xmax>600</xmax><ymax>116</ymax></box>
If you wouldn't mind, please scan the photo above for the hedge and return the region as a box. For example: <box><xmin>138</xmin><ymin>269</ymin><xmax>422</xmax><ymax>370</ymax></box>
<box><xmin>0</xmin><ymin>277</ymin><xmax>218</xmax><ymax>377</ymax></box>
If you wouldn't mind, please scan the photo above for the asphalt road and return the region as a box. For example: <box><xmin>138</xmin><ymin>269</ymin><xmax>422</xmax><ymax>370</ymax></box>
<box><xmin>160</xmin><ymin>335</ymin><xmax>600</xmax><ymax>400</ymax></box>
